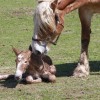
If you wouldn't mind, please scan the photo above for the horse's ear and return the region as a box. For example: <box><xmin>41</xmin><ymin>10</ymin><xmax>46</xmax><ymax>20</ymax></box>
<box><xmin>12</xmin><ymin>47</ymin><xmax>21</xmax><ymax>56</ymax></box>
<box><xmin>51</xmin><ymin>0</ymin><xmax>58</xmax><ymax>12</ymax></box>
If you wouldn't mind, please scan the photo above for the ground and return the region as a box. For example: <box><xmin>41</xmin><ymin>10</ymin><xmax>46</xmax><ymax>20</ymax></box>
<box><xmin>0</xmin><ymin>0</ymin><xmax>100</xmax><ymax>100</ymax></box>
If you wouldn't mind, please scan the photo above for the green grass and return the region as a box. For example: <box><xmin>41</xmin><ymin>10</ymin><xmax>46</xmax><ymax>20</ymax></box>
<box><xmin>0</xmin><ymin>0</ymin><xmax>100</xmax><ymax>100</ymax></box>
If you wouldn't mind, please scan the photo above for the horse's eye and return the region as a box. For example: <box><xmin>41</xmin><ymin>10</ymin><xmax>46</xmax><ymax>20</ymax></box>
<box><xmin>24</xmin><ymin>61</ymin><xmax>28</xmax><ymax>64</ymax></box>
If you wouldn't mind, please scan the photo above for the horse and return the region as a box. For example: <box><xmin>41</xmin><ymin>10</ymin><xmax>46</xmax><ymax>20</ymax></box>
<box><xmin>12</xmin><ymin>47</ymin><xmax>56</xmax><ymax>83</ymax></box>
<box><xmin>31</xmin><ymin>0</ymin><xmax>100</xmax><ymax>77</ymax></box>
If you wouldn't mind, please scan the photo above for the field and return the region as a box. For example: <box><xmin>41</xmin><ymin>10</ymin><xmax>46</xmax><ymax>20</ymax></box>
<box><xmin>0</xmin><ymin>0</ymin><xmax>100</xmax><ymax>100</ymax></box>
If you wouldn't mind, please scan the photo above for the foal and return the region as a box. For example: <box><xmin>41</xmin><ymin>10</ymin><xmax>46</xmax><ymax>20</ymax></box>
<box><xmin>13</xmin><ymin>48</ymin><xmax>56</xmax><ymax>83</ymax></box>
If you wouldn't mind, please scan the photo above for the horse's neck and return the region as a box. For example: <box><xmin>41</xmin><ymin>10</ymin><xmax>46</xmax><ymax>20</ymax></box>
<box><xmin>57</xmin><ymin>0</ymin><xmax>75</xmax><ymax>10</ymax></box>
<box><xmin>27</xmin><ymin>60</ymin><xmax>50</xmax><ymax>74</ymax></box>
<box><xmin>27</xmin><ymin>58</ymin><xmax>41</xmax><ymax>72</ymax></box>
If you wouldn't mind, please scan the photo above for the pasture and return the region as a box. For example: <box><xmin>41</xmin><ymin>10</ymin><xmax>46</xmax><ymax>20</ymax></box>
<box><xmin>0</xmin><ymin>0</ymin><xmax>100</xmax><ymax>99</ymax></box>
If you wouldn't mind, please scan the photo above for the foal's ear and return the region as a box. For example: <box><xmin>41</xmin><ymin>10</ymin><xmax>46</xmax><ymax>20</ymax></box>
<box><xmin>12</xmin><ymin>47</ymin><xmax>21</xmax><ymax>56</ymax></box>
<box><xmin>51</xmin><ymin>0</ymin><xmax>58</xmax><ymax>12</ymax></box>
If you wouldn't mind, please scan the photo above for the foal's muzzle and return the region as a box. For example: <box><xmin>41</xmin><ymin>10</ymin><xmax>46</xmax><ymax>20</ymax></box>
<box><xmin>15</xmin><ymin>76</ymin><xmax>20</xmax><ymax>81</ymax></box>
<box><xmin>15</xmin><ymin>75</ymin><xmax>22</xmax><ymax>82</ymax></box>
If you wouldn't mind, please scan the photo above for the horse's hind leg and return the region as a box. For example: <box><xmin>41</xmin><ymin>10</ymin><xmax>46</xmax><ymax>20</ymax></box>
<box><xmin>73</xmin><ymin>7</ymin><xmax>93</xmax><ymax>77</ymax></box>
<box><xmin>41</xmin><ymin>72</ymin><xmax>56</xmax><ymax>82</ymax></box>
<box><xmin>49</xmin><ymin>65</ymin><xmax>56</xmax><ymax>74</ymax></box>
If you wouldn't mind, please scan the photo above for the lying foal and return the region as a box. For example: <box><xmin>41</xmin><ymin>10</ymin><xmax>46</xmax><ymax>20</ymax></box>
<box><xmin>13</xmin><ymin>48</ymin><xmax>56</xmax><ymax>83</ymax></box>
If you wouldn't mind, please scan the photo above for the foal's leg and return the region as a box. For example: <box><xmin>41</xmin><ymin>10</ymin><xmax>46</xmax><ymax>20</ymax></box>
<box><xmin>49</xmin><ymin>65</ymin><xmax>56</xmax><ymax>74</ymax></box>
<box><xmin>48</xmin><ymin>74</ymin><xmax>56</xmax><ymax>82</ymax></box>
<box><xmin>0</xmin><ymin>74</ymin><xmax>14</xmax><ymax>80</ymax></box>
<box><xmin>26</xmin><ymin>75</ymin><xmax>42</xmax><ymax>84</ymax></box>
<box><xmin>41</xmin><ymin>72</ymin><xmax>56</xmax><ymax>82</ymax></box>
<box><xmin>73</xmin><ymin>7</ymin><xmax>93</xmax><ymax>77</ymax></box>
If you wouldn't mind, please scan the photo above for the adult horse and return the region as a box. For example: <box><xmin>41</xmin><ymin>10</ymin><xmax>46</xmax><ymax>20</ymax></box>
<box><xmin>31</xmin><ymin>0</ymin><xmax>100</xmax><ymax>77</ymax></box>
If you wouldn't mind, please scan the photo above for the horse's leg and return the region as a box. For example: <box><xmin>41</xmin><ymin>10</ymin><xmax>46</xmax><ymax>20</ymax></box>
<box><xmin>49</xmin><ymin>65</ymin><xmax>56</xmax><ymax>74</ymax></box>
<box><xmin>26</xmin><ymin>75</ymin><xmax>42</xmax><ymax>84</ymax></box>
<box><xmin>73</xmin><ymin>7</ymin><xmax>93</xmax><ymax>77</ymax></box>
<box><xmin>48</xmin><ymin>74</ymin><xmax>56</xmax><ymax>82</ymax></box>
<box><xmin>0</xmin><ymin>74</ymin><xmax>14</xmax><ymax>80</ymax></box>
<box><xmin>41</xmin><ymin>72</ymin><xmax>56</xmax><ymax>82</ymax></box>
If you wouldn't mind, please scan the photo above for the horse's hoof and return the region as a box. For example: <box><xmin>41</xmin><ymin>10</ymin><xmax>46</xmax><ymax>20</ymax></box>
<box><xmin>49</xmin><ymin>75</ymin><xmax>56</xmax><ymax>83</ymax></box>
<box><xmin>73</xmin><ymin>64</ymin><xmax>89</xmax><ymax>78</ymax></box>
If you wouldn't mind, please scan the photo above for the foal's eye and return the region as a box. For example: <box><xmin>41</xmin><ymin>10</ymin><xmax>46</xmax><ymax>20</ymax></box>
<box><xmin>24</xmin><ymin>61</ymin><xmax>28</xmax><ymax>64</ymax></box>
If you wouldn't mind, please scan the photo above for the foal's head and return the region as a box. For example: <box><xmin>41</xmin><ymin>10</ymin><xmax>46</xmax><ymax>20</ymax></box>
<box><xmin>13</xmin><ymin>48</ymin><xmax>31</xmax><ymax>81</ymax></box>
<box><xmin>32</xmin><ymin>0</ymin><xmax>63</xmax><ymax>54</ymax></box>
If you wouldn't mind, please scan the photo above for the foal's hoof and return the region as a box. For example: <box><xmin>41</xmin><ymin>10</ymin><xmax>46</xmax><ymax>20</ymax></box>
<box><xmin>49</xmin><ymin>75</ymin><xmax>56</xmax><ymax>83</ymax></box>
<box><xmin>73</xmin><ymin>64</ymin><xmax>89</xmax><ymax>78</ymax></box>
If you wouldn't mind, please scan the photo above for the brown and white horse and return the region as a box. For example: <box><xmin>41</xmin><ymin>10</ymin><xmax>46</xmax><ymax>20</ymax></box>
<box><xmin>31</xmin><ymin>0</ymin><xmax>64</xmax><ymax>55</ymax></box>
<box><xmin>13</xmin><ymin>48</ymin><xmax>56</xmax><ymax>83</ymax></box>
<box><xmin>31</xmin><ymin>0</ymin><xmax>100</xmax><ymax>77</ymax></box>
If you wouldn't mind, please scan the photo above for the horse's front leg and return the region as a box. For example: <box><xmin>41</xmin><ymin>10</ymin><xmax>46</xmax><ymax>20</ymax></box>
<box><xmin>73</xmin><ymin>7</ymin><xmax>93</xmax><ymax>77</ymax></box>
<box><xmin>26</xmin><ymin>75</ymin><xmax>42</xmax><ymax>84</ymax></box>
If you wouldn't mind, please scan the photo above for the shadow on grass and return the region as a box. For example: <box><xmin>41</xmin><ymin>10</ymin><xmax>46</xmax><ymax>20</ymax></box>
<box><xmin>0</xmin><ymin>77</ymin><xmax>18</xmax><ymax>88</ymax></box>
<box><xmin>0</xmin><ymin>61</ymin><xmax>100</xmax><ymax>88</ymax></box>
<box><xmin>55</xmin><ymin>61</ymin><xmax>100</xmax><ymax>77</ymax></box>
<box><xmin>0</xmin><ymin>75</ymin><xmax>27</xmax><ymax>88</ymax></box>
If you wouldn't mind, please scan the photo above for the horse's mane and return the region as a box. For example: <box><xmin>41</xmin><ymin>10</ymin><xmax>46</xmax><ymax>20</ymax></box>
<box><xmin>33</xmin><ymin>1</ymin><xmax>57</xmax><ymax>39</ymax></box>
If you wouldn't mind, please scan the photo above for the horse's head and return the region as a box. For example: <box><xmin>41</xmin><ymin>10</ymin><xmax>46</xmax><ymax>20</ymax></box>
<box><xmin>13</xmin><ymin>48</ymin><xmax>31</xmax><ymax>81</ymax></box>
<box><xmin>32</xmin><ymin>0</ymin><xmax>64</xmax><ymax>55</ymax></box>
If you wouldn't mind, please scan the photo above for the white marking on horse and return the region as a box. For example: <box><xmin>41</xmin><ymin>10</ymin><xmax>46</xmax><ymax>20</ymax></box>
<box><xmin>18</xmin><ymin>54</ymin><xmax>23</xmax><ymax>61</ymax></box>
<box><xmin>15</xmin><ymin>54</ymin><xmax>24</xmax><ymax>79</ymax></box>
<box><xmin>32</xmin><ymin>1</ymin><xmax>56</xmax><ymax>54</ymax></box>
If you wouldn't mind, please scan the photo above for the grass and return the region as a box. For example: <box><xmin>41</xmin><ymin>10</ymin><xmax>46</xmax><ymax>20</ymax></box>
<box><xmin>0</xmin><ymin>0</ymin><xmax>100</xmax><ymax>100</ymax></box>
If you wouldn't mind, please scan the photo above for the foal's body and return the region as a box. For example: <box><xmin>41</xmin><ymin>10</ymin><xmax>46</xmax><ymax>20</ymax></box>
<box><xmin>13</xmin><ymin>48</ymin><xmax>56</xmax><ymax>83</ymax></box>
<box><xmin>25</xmin><ymin>53</ymin><xmax>56</xmax><ymax>83</ymax></box>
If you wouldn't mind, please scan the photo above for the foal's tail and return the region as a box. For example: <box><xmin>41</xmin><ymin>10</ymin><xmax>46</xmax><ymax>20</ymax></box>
<box><xmin>0</xmin><ymin>74</ymin><xmax>14</xmax><ymax>80</ymax></box>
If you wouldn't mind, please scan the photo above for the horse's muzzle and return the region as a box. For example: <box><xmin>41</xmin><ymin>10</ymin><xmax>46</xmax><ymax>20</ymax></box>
<box><xmin>35</xmin><ymin>50</ymin><xmax>42</xmax><ymax>55</ymax></box>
